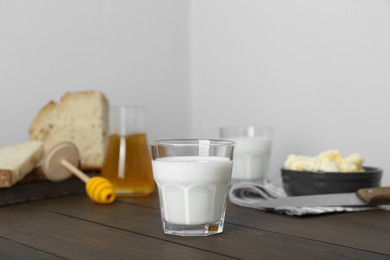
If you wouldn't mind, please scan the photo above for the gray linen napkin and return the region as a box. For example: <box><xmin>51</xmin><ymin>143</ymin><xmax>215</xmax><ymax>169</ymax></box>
<box><xmin>228</xmin><ymin>182</ymin><xmax>378</xmax><ymax>216</ymax></box>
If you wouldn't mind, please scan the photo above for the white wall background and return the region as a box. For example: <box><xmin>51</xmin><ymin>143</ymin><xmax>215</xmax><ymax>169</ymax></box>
<box><xmin>1</xmin><ymin>1</ymin><xmax>389</xmax><ymax>185</ymax></box>
<box><xmin>190</xmin><ymin>0</ymin><xmax>390</xmax><ymax>185</ymax></box>
<box><xmin>0</xmin><ymin>0</ymin><xmax>191</xmax><ymax>145</ymax></box>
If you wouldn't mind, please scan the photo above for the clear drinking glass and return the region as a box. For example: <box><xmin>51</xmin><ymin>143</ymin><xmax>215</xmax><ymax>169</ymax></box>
<box><xmin>101</xmin><ymin>106</ymin><xmax>155</xmax><ymax>197</ymax></box>
<box><xmin>219</xmin><ymin>126</ymin><xmax>273</xmax><ymax>184</ymax></box>
<box><xmin>151</xmin><ymin>139</ymin><xmax>235</xmax><ymax>236</ymax></box>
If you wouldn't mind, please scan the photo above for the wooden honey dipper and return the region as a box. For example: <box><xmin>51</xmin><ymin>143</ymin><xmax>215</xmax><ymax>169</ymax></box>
<box><xmin>42</xmin><ymin>142</ymin><xmax>116</xmax><ymax>204</ymax></box>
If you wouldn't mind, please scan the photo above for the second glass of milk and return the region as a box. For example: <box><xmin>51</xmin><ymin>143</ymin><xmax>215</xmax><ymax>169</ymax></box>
<box><xmin>150</xmin><ymin>139</ymin><xmax>235</xmax><ymax>236</ymax></box>
<box><xmin>220</xmin><ymin>126</ymin><xmax>273</xmax><ymax>184</ymax></box>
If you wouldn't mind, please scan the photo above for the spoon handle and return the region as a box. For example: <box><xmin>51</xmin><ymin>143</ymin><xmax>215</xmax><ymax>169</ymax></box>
<box><xmin>60</xmin><ymin>159</ymin><xmax>90</xmax><ymax>183</ymax></box>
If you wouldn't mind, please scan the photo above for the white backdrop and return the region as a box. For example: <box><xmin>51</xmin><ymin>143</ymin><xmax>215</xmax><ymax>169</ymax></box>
<box><xmin>0</xmin><ymin>0</ymin><xmax>191</xmax><ymax>145</ymax></box>
<box><xmin>1</xmin><ymin>1</ymin><xmax>389</xmax><ymax>185</ymax></box>
<box><xmin>190</xmin><ymin>0</ymin><xmax>390</xmax><ymax>185</ymax></box>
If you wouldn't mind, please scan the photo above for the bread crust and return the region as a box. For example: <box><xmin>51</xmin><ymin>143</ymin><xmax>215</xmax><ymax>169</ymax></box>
<box><xmin>0</xmin><ymin>170</ymin><xmax>12</xmax><ymax>187</ymax></box>
<box><xmin>29</xmin><ymin>101</ymin><xmax>57</xmax><ymax>139</ymax></box>
<box><xmin>0</xmin><ymin>141</ymin><xmax>44</xmax><ymax>188</ymax></box>
<box><xmin>60</xmin><ymin>90</ymin><xmax>106</xmax><ymax>103</ymax></box>
<box><xmin>29</xmin><ymin>91</ymin><xmax>109</xmax><ymax>170</ymax></box>
<box><xmin>29</xmin><ymin>91</ymin><xmax>108</xmax><ymax>137</ymax></box>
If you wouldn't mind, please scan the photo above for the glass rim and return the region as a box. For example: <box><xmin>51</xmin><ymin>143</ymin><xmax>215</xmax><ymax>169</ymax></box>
<box><xmin>219</xmin><ymin>125</ymin><xmax>273</xmax><ymax>131</ymax></box>
<box><xmin>151</xmin><ymin>139</ymin><xmax>235</xmax><ymax>147</ymax></box>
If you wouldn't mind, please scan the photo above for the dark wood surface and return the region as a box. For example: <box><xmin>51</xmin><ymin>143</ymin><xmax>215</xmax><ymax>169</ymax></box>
<box><xmin>0</xmin><ymin>191</ymin><xmax>389</xmax><ymax>260</ymax></box>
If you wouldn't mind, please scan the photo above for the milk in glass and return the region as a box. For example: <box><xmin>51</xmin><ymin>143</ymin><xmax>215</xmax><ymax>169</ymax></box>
<box><xmin>152</xmin><ymin>156</ymin><xmax>232</xmax><ymax>225</ymax></box>
<box><xmin>231</xmin><ymin>136</ymin><xmax>272</xmax><ymax>182</ymax></box>
<box><xmin>219</xmin><ymin>126</ymin><xmax>273</xmax><ymax>184</ymax></box>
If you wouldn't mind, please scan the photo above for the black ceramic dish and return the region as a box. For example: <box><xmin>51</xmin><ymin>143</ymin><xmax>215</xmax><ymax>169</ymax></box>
<box><xmin>281</xmin><ymin>166</ymin><xmax>383</xmax><ymax>196</ymax></box>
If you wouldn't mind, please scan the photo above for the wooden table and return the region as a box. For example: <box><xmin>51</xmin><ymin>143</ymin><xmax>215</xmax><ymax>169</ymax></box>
<box><xmin>0</xmin><ymin>191</ymin><xmax>389</xmax><ymax>259</ymax></box>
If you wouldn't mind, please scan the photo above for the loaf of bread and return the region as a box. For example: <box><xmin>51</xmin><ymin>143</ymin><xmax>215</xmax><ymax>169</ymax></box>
<box><xmin>0</xmin><ymin>141</ymin><xmax>44</xmax><ymax>187</ymax></box>
<box><xmin>29</xmin><ymin>91</ymin><xmax>109</xmax><ymax>170</ymax></box>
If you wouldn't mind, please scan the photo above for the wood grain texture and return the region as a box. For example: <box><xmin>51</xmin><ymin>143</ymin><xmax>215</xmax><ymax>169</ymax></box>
<box><xmin>0</xmin><ymin>237</ymin><xmax>61</xmax><ymax>259</ymax></box>
<box><xmin>0</xmin><ymin>204</ymin><xmax>231</xmax><ymax>260</ymax></box>
<box><xmin>225</xmin><ymin>202</ymin><xmax>390</xmax><ymax>256</ymax></box>
<box><xmin>22</xmin><ymin>194</ymin><xmax>390</xmax><ymax>260</ymax></box>
<box><xmin>120</xmin><ymin>193</ymin><xmax>390</xmax><ymax>256</ymax></box>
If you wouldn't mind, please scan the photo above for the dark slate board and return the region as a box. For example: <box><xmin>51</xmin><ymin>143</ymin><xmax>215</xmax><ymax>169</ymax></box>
<box><xmin>0</xmin><ymin>173</ymin><xmax>98</xmax><ymax>207</ymax></box>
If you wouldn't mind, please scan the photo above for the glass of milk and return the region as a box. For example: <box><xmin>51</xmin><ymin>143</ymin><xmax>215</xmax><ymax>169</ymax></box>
<box><xmin>219</xmin><ymin>126</ymin><xmax>273</xmax><ymax>184</ymax></box>
<box><xmin>150</xmin><ymin>139</ymin><xmax>235</xmax><ymax>236</ymax></box>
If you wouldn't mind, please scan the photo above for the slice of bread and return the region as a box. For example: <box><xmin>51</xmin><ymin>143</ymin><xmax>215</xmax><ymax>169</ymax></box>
<box><xmin>29</xmin><ymin>91</ymin><xmax>109</xmax><ymax>170</ymax></box>
<box><xmin>0</xmin><ymin>141</ymin><xmax>44</xmax><ymax>187</ymax></box>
